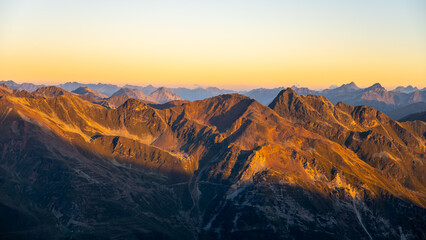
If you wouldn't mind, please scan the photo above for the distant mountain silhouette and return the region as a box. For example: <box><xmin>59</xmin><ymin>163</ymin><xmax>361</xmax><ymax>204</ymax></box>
<box><xmin>387</xmin><ymin>102</ymin><xmax>426</xmax><ymax>120</ymax></box>
<box><xmin>399</xmin><ymin>111</ymin><xmax>426</xmax><ymax>122</ymax></box>
<box><xmin>0</xmin><ymin>80</ymin><xmax>44</xmax><ymax>92</ymax></box>
<box><xmin>123</xmin><ymin>84</ymin><xmax>157</xmax><ymax>95</ymax></box>
<box><xmin>59</xmin><ymin>82</ymin><xmax>121</xmax><ymax>96</ymax></box>
<box><xmin>149</xmin><ymin>87</ymin><xmax>183</xmax><ymax>104</ymax></box>
<box><xmin>394</xmin><ymin>85</ymin><xmax>419</xmax><ymax>93</ymax></box>
<box><xmin>168</xmin><ymin>86</ymin><xmax>236</xmax><ymax>101</ymax></box>
<box><xmin>111</xmin><ymin>87</ymin><xmax>158</xmax><ymax>104</ymax></box>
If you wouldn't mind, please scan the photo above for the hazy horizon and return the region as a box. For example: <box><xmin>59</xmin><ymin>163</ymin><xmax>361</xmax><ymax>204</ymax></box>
<box><xmin>2</xmin><ymin>79</ymin><xmax>425</xmax><ymax>92</ymax></box>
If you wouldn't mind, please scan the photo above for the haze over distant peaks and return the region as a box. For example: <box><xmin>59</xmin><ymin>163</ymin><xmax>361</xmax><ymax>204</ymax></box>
<box><xmin>1</xmin><ymin>80</ymin><xmax>425</xmax><ymax>120</ymax></box>
<box><xmin>0</xmin><ymin>80</ymin><xmax>43</xmax><ymax>92</ymax></box>
<box><xmin>123</xmin><ymin>84</ymin><xmax>157</xmax><ymax>95</ymax></box>
<box><xmin>149</xmin><ymin>87</ymin><xmax>183</xmax><ymax>104</ymax></box>
<box><xmin>59</xmin><ymin>82</ymin><xmax>121</xmax><ymax>96</ymax></box>
<box><xmin>111</xmin><ymin>87</ymin><xmax>159</xmax><ymax>104</ymax></box>
<box><xmin>394</xmin><ymin>85</ymin><xmax>419</xmax><ymax>93</ymax></box>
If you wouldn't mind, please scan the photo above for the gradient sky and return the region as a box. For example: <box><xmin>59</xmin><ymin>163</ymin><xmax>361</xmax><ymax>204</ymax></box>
<box><xmin>1</xmin><ymin>0</ymin><xmax>425</xmax><ymax>89</ymax></box>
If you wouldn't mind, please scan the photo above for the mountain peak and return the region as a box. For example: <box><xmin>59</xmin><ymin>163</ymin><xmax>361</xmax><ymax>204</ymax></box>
<box><xmin>33</xmin><ymin>86</ymin><xmax>71</xmax><ymax>98</ymax></box>
<box><xmin>268</xmin><ymin>88</ymin><xmax>301</xmax><ymax>110</ymax></box>
<box><xmin>118</xmin><ymin>98</ymin><xmax>148</xmax><ymax>111</ymax></box>
<box><xmin>394</xmin><ymin>85</ymin><xmax>419</xmax><ymax>93</ymax></box>
<box><xmin>72</xmin><ymin>87</ymin><xmax>107</xmax><ymax>100</ymax></box>
<box><xmin>149</xmin><ymin>87</ymin><xmax>183</xmax><ymax>104</ymax></box>
<box><xmin>363</xmin><ymin>83</ymin><xmax>387</xmax><ymax>94</ymax></box>
<box><xmin>112</xmin><ymin>88</ymin><xmax>158</xmax><ymax>103</ymax></box>
<box><xmin>323</xmin><ymin>82</ymin><xmax>360</xmax><ymax>93</ymax></box>
<box><xmin>341</xmin><ymin>81</ymin><xmax>359</xmax><ymax>90</ymax></box>
<box><xmin>367</xmin><ymin>83</ymin><xmax>384</xmax><ymax>90</ymax></box>
<box><xmin>279</xmin><ymin>87</ymin><xmax>298</xmax><ymax>96</ymax></box>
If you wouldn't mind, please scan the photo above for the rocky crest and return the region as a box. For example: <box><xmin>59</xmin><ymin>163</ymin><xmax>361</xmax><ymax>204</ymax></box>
<box><xmin>269</xmin><ymin>88</ymin><xmax>426</xmax><ymax>195</ymax></box>
<box><xmin>32</xmin><ymin>86</ymin><xmax>72</xmax><ymax>98</ymax></box>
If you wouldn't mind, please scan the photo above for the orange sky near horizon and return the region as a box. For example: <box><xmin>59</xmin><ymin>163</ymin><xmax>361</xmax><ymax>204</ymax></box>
<box><xmin>1</xmin><ymin>1</ymin><xmax>425</xmax><ymax>90</ymax></box>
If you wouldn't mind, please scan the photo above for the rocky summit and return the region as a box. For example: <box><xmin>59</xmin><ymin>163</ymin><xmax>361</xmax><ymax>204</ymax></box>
<box><xmin>0</xmin><ymin>87</ymin><xmax>425</xmax><ymax>239</ymax></box>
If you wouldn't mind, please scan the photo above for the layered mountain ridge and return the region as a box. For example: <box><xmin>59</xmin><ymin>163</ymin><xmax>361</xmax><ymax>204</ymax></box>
<box><xmin>0</xmin><ymin>85</ymin><xmax>425</xmax><ymax>239</ymax></box>
<box><xmin>3</xmin><ymin>80</ymin><xmax>425</xmax><ymax>120</ymax></box>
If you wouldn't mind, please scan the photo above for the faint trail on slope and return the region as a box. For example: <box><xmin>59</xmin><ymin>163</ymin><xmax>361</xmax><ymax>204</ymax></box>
<box><xmin>186</xmin><ymin>153</ymin><xmax>222</xmax><ymax>239</ymax></box>
<box><xmin>186</xmin><ymin>158</ymin><xmax>212</xmax><ymax>240</ymax></box>
<box><xmin>188</xmin><ymin>169</ymin><xmax>201</xmax><ymax>221</ymax></box>
<box><xmin>353</xmin><ymin>197</ymin><xmax>373</xmax><ymax>240</ymax></box>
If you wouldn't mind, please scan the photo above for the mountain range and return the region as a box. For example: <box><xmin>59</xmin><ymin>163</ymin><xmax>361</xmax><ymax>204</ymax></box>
<box><xmin>0</xmin><ymin>82</ymin><xmax>425</xmax><ymax>239</ymax></box>
<box><xmin>2</xmin><ymin>80</ymin><xmax>424</xmax><ymax>120</ymax></box>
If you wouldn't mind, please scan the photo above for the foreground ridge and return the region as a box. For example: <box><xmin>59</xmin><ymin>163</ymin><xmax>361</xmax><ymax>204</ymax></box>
<box><xmin>0</xmin><ymin>89</ymin><xmax>425</xmax><ymax>239</ymax></box>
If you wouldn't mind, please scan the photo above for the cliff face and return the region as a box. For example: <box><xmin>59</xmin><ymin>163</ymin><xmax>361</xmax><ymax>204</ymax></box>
<box><xmin>0</xmin><ymin>89</ymin><xmax>425</xmax><ymax>239</ymax></box>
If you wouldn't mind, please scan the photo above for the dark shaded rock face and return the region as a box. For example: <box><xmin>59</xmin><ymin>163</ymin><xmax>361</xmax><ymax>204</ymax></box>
<box><xmin>399</xmin><ymin>111</ymin><xmax>426</xmax><ymax>122</ymax></box>
<box><xmin>0</xmin><ymin>90</ymin><xmax>425</xmax><ymax>239</ymax></box>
